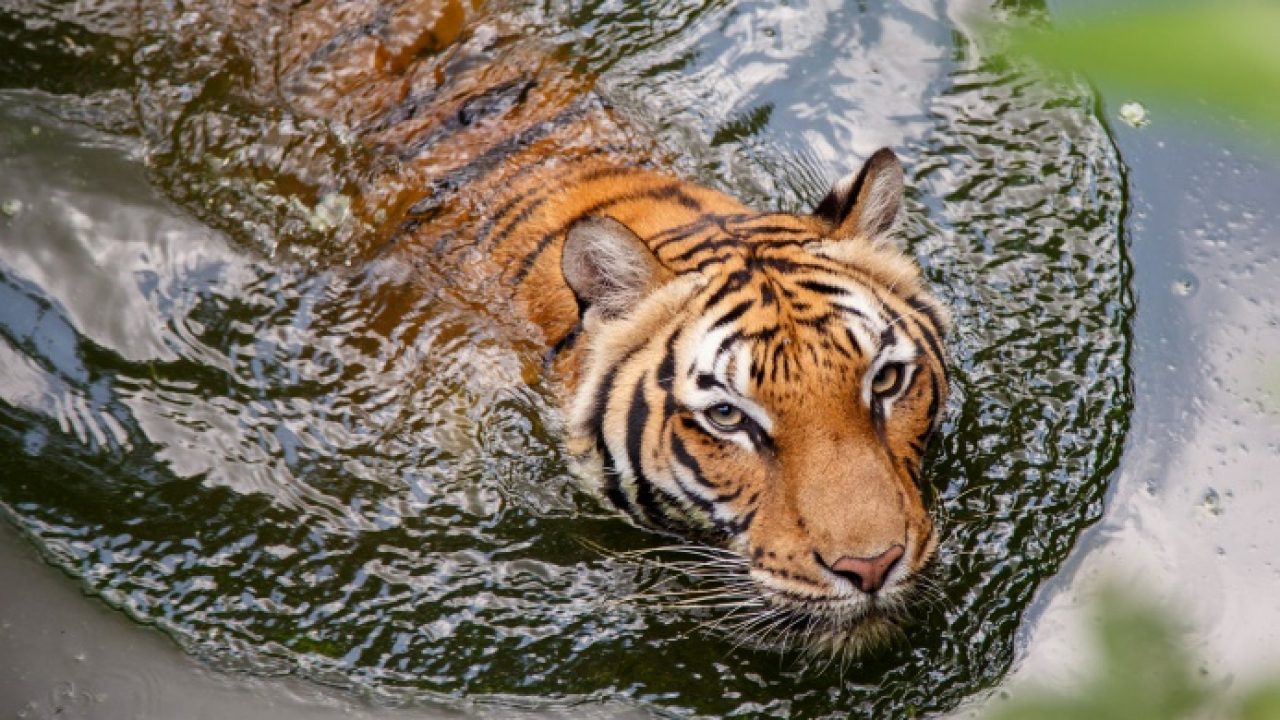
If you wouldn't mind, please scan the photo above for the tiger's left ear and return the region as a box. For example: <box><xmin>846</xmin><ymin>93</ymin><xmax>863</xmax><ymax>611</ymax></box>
<box><xmin>562</xmin><ymin>216</ymin><xmax>671</xmax><ymax>321</ymax></box>
<box><xmin>812</xmin><ymin>147</ymin><xmax>904</xmax><ymax>242</ymax></box>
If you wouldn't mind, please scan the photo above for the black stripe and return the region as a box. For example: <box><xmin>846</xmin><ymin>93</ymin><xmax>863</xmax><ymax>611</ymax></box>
<box><xmin>926</xmin><ymin>372</ymin><xmax>940</xmax><ymax>419</ymax></box>
<box><xmin>733</xmin><ymin>223</ymin><xmax>811</xmax><ymax>236</ymax></box>
<box><xmin>903</xmin><ymin>309</ymin><xmax>948</xmax><ymax>384</ymax></box>
<box><xmin>795</xmin><ymin>311</ymin><xmax>840</xmax><ymax>330</ymax></box>
<box><xmin>671</xmin><ymin>434</ymin><xmax>713</xmax><ymax>490</ymax></box>
<box><xmin>830</xmin><ymin>301</ymin><xmax>870</xmax><ymax>320</ymax></box>
<box><xmin>907</xmin><ymin>459</ymin><xmax>923</xmax><ymax>488</ymax></box>
<box><xmin>508</xmin><ymin>184</ymin><xmax>701</xmax><ymax>285</ymax></box>
<box><xmin>898</xmin><ymin>364</ymin><xmax>922</xmax><ymax>400</ymax></box>
<box><xmin>728</xmin><ymin>508</ymin><xmax>757</xmax><ymax>535</ymax></box>
<box><xmin>672</xmin><ymin>237</ymin><xmax>804</xmax><ymax>264</ymax></box>
<box><xmin>593</xmin><ymin>367</ymin><xmax>644</xmax><ymax>526</ymax></box>
<box><xmin>715</xmin><ymin>330</ymin><xmax>743</xmax><ymax>360</ymax></box>
<box><xmin>743</xmin><ymin>326</ymin><xmax>780</xmax><ymax>344</ymax></box>
<box><xmin>864</xmin><ymin>288</ymin><xmax>948</xmax><ymax>387</ymax></box>
<box><xmin>295</xmin><ymin>4</ymin><xmax>393</xmax><ymax>71</ymax></box>
<box><xmin>625</xmin><ymin>374</ymin><xmax>682</xmax><ymax>532</ymax></box>
<box><xmin>759</xmin><ymin>281</ymin><xmax>776</xmax><ymax>307</ymax></box>
<box><xmin>656</xmin><ymin>332</ymin><xmax>678</xmax><ymax>392</ymax></box>
<box><xmin>744</xmin><ymin>422</ymin><xmax>776</xmax><ymax>455</ymax></box>
<box><xmin>690</xmin><ymin>253</ymin><xmax>733</xmax><ymax>274</ymax></box>
<box><xmin>367</xmin><ymin>83</ymin><xmax>445</xmax><ymax>134</ymax></box>
<box><xmin>879</xmin><ymin>311</ymin><xmax>899</xmax><ymax>350</ymax></box>
<box><xmin>543</xmin><ymin>321</ymin><xmax>582</xmax><ymax>370</ymax></box>
<box><xmin>757</xmin><ymin>256</ymin><xmax>841</xmax><ymax>275</ymax></box>
<box><xmin>480</xmin><ymin>186</ymin><xmax>549</xmax><ymax>250</ymax></box>
<box><xmin>710</xmin><ymin>298</ymin><xmax>753</xmax><ymax>331</ymax></box>
<box><xmin>665</xmin><ymin>435</ymin><xmax>726</xmax><ymax>527</ymax></box>
<box><xmin>625</xmin><ymin>374</ymin><xmax>650</xmax><ymax>481</ymax></box>
<box><xmin>824</xmin><ymin>334</ymin><xmax>854</xmax><ymax>360</ymax></box>
<box><xmin>669</xmin><ymin>237</ymin><xmax>740</xmax><ymax>263</ymax></box>
<box><xmin>701</xmin><ymin>268</ymin><xmax>752</xmax><ymax>309</ymax></box>
<box><xmin>770</xmin><ymin>341</ymin><xmax>787</xmax><ymax>382</ymax></box>
<box><xmin>479</xmin><ymin>165</ymin><xmax>635</xmax><ymax>252</ymax></box>
<box><xmin>652</xmin><ymin>213</ymin><xmax>747</xmax><ymax>251</ymax></box>
<box><xmin>906</xmin><ymin>295</ymin><xmax>947</xmax><ymax>338</ymax></box>
<box><xmin>668</xmin><ymin>475</ymin><xmax>723</xmax><ymax>533</ymax></box>
<box><xmin>474</xmin><ymin>186</ymin><xmax>542</xmax><ymax>248</ymax></box>
<box><xmin>392</xmin><ymin>79</ymin><xmax>537</xmax><ymax>161</ymax></box>
<box><xmin>795</xmin><ymin>279</ymin><xmax>849</xmax><ymax>296</ymax></box>
<box><xmin>650</xmin><ymin>219</ymin><xmax>718</xmax><ymax>251</ymax></box>
<box><xmin>679</xmin><ymin>416</ymin><xmax>704</xmax><ymax>434</ymax></box>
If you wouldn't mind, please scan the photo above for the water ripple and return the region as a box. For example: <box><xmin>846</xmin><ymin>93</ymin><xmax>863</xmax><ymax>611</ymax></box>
<box><xmin>0</xmin><ymin>1</ymin><xmax>1130</xmax><ymax>717</ymax></box>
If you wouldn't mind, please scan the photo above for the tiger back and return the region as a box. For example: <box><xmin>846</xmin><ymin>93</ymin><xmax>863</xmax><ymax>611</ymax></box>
<box><xmin>221</xmin><ymin>0</ymin><xmax>951</xmax><ymax>653</ymax></box>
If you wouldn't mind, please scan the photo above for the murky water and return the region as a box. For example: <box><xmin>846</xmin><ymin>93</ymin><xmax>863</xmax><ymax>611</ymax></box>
<box><xmin>0</xmin><ymin>0</ymin><xmax>1130</xmax><ymax>717</ymax></box>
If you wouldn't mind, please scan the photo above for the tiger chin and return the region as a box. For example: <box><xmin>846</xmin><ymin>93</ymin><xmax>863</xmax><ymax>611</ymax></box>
<box><xmin>557</xmin><ymin>149</ymin><xmax>950</xmax><ymax>656</ymax></box>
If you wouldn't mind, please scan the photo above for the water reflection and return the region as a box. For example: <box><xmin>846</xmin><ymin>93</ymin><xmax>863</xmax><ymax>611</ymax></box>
<box><xmin>0</xmin><ymin>0</ymin><xmax>1131</xmax><ymax>717</ymax></box>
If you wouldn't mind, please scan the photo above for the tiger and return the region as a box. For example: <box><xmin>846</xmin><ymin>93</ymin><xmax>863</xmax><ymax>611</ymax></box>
<box><xmin>185</xmin><ymin>0</ymin><xmax>950</xmax><ymax>653</ymax></box>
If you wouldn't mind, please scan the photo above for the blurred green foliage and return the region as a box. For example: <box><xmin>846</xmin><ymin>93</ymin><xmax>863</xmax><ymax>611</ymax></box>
<box><xmin>989</xmin><ymin>4</ymin><xmax>1280</xmax><ymax>715</ymax></box>
<box><xmin>1004</xmin><ymin>1</ymin><xmax>1280</xmax><ymax>131</ymax></box>
<box><xmin>984</xmin><ymin>589</ymin><xmax>1280</xmax><ymax>720</ymax></box>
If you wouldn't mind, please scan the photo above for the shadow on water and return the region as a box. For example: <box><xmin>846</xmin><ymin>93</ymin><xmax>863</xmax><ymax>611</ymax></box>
<box><xmin>0</xmin><ymin>0</ymin><xmax>1131</xmax><ymax>716</ymax></box>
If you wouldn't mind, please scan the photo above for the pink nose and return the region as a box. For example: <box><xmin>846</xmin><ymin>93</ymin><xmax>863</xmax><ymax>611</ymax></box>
<box><xmin>828</xmin><ymin>544</ymin><xmax>905</xmax><ymax>594</ymax></box>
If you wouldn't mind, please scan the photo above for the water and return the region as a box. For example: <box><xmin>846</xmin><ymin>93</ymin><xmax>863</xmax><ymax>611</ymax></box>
<box><xmin>0</xmin><ymin>1</ymin><xmax>1131</xmax><ymax>717</ymax></box>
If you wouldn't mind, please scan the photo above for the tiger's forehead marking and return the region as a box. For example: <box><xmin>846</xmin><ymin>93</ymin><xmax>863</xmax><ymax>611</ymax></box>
<box><xmin>678</xmin><ymin>308</ymin><xmax>775</xmax><ymax>435</ymax></box>
<box><xmin>667</xmin><ymin>244</ymin><xmax>925</xmax><ymax>424</ymax></box>
<box><xmin>694</xmin><ymin>256</ymin><xmax>902</xmax><ymax>363</ymax></box>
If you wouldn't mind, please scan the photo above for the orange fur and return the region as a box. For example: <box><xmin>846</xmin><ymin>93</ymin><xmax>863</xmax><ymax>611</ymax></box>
<box><xmin>219</xmin><ymin>0</ymin><xmax>950</xmax><ymax>653</ymax></box>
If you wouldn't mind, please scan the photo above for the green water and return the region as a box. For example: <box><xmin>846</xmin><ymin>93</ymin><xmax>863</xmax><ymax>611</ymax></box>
<box><xmin>0</xmin><ymin>1</ymin><xmax>1131</xmax><ymax>717</ymax></box>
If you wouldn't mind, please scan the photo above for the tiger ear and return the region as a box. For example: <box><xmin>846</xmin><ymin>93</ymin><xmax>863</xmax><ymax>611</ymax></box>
<box><xmin>562</xmin><ymin>216</ymin><xmax>670</xmax><ymax>320</ymax></box>
<box><xmin>812</xmin><ymin>147</ymin><xmax>904</xmax><ymax>242</ymax></box>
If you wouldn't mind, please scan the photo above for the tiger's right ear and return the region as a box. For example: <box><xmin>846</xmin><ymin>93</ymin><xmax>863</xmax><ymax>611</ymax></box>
<box><xmin>562</xmin><ymin>216</ymin><xmax>671</xmax><ymax>320</ymax></box>
<box><xmin>812</xmin><ymin>148</ymin><xmax>904</xmax><ymax>242</ymax></box>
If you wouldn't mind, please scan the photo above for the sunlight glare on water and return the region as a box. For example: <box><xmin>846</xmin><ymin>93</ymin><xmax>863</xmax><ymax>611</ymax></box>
<box><xmin>0</xmin><ymin>0</ymin><xmax>1130</xmax><ymax>716</ymax></box>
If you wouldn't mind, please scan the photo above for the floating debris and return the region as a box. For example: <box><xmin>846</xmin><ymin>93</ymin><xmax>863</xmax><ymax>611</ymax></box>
<box><xmin>1</xmin><ymin>199</ymin><xmax>23</xmax><ymax>217</ymax></box>
<box><xmin>1171</xmin><ymin>273</ymin><xmax>1199</xmax><ymax>297</ymax></box>
<box><xmin>1201</xmin><ymin>488</ymin><xmax>1223</xmax><ymax>516</ymax></box>
<box><xmin>308</xmin><ymin>193</ymin><xmax>351</xmax><ymax>232</ymax></box>
<box><xmin>1119</xmin><ymin>101</ymin><xmax>1150</xmax><ymax>128</ymax></box>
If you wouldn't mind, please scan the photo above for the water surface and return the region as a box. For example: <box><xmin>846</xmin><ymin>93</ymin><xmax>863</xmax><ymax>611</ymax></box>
<box><xmin>0</xmin><ymin>1</ymin><xmax>1131</xmax><ymax>716</ymax></box>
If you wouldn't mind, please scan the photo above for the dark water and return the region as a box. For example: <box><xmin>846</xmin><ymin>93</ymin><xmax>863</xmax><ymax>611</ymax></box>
<box><xmin>0</xmin><ymin>0</ymin><xmax>1131</xmax><ymax>717</ymax></box>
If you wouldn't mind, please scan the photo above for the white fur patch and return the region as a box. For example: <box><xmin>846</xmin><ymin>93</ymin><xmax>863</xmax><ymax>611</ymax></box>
<box><xmin>678</xmin><ymin>313</ymin><xmax>774</xmax><ymax>444</ymax></box>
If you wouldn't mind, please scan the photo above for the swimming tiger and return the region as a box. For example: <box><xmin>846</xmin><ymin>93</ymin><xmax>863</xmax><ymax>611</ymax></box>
<box><xmin>202</xmin><ymin>0</ymin><xmax>950</xmax><ymax>653</ymax></box>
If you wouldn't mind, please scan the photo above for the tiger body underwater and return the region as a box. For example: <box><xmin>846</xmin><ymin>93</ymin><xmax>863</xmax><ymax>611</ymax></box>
<box><xmin>222</xmin><ymin>0</ymin><xmax>951</xmax><ymax>653</ymax></box>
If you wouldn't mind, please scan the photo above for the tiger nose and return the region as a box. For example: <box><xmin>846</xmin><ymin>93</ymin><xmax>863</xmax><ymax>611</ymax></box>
<box><xmin>827</xmin><ymin>544</ymin><xmax>905</xmax><ymax>594</ymax></box>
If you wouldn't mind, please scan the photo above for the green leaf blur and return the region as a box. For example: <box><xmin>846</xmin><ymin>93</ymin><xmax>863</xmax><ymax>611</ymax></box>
<box><xmin>985</xmin><ymin>590</ymin><xmax>1280</xmax><ymax>720</ymax></box>
<box><xmin>1005</xmin><ymin>2</ymin><xmax>1280</xmax><ymax>130</ymax></box>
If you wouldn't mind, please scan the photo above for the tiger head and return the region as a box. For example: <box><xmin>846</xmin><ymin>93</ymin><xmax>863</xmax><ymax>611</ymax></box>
<box><xmin>561</xmin><ymin>149</ymin><xmax>949</xmax><ymax>653</ymax></box>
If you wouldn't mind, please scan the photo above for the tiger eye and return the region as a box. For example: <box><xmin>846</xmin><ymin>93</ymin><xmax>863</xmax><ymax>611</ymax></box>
<box><xmin>871</xmin><ymin>363</ymin><xmax>904</xmax><ymax>396</ymax></box>
<box><xmin>706</xmin><ymin>403</ymin><xmax>745</xmax><ymax>430</ymax></box>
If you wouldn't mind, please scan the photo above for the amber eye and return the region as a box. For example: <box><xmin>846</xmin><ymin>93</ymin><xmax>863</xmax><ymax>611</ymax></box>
<box><xmin>705</xmin><ymin>403</ymin><xmax>745</xmax><ymax>430</ymax></box>
<box><xmin>871</xmin><ymin>362</ymin><xmax>906</xmax><ymax>397</ymax></box>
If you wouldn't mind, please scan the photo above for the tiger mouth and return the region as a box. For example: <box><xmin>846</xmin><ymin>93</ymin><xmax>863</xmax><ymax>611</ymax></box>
<box><xmin>741</xmin><ymin>591</ymin><xmax>913</xmax><ymax>654</ymax></box>
<box><xmin>694</xmin><ymin>600</ymin><xmax>905</xmax><ymax>658</ymax></box>
<box><xmin>611</xmin><ymin>544</ymin><xmax>933</xmax><ymax>657</ymax></box>
<box><xmin>723</xmin><ymin>558</ymin><xmax>945</xmax><ymax>656</ymax></box>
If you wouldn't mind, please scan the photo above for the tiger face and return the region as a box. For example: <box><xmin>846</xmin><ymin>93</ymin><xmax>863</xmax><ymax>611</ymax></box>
<box><xmin>561</xmin><ymin>149</ymin><xmax>949</xmax><ymax>652</ymax></box>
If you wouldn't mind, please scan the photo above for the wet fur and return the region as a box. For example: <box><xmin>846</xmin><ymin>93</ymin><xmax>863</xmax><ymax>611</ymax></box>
<box><xmin>218</xmin><ymin>0</ymin><xmax>951</xmax><ymax>655</ymax></box>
